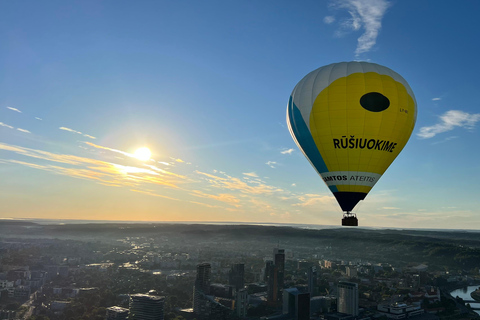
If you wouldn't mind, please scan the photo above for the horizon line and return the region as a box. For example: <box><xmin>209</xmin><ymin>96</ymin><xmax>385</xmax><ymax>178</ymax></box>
<box><xmin>1</xmin><ymin>217</ymin><xmax>479</xmax><ymax>232</ymax></box>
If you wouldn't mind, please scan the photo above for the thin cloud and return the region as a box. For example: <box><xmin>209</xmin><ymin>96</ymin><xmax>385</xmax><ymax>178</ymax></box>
<box><xmin>60</xmin><ymin>127</ymin><xmax>96</xmax><ymax>140</ymax></box>
<box><xmin>59</xmin><ymin>127</ymin><xmax>82</xmax><ymax>134</ymax></box>
<box><xmin>0</xmin><ymin>142</ymin><xmax>186</xmax><ymax>190</ymax></box>
<box><xmin>330</xmin><ymin>0</ymin><xmax>391</xmax><ymax>57</ymax></box>
<box><xmin>417</xmin><ymin>110</ymin><xmax>480</xmax><ymax>139</ymax></box>
<box><xmin>0</xmin><ymin>122</ymin><xmax>14</xmax><ymax>129</ymax></box>
<box><xmin>131</xmin><ymin>189</ymin><xmax>179</xmax><ymax>201</ymax></box>
<box><xmin>281</xmin><ymin>148</ymin><xmax>295</xmax><ymax>155</ymax></box>
<box><xmin>243</xmin><ymin>172</ymin><xmax>259</xmax><ymax>178</ymax></box>
<box><xmin>266</xmin><ymin>161</ymin><xmax>277</xmax><ymax>168</ymax></box>
<box><xmin>35</xmin><ymin>117</ymin><xmax>43</xmax><ymax>121</ymax></box>
<box><xmin>293</xmin><ymin>194</ymin><xmax>336</xmax><ymax>207</ymax></box>
<box><xmin>17</xmin><ymin>128</ymin><xmax>31</xmax><ymax>133</ymax></box>
<box><xmin>431</xmin><ymin>136</ymin><xmax>458</xmax><ymax>145</ymax></box>
<box><xmin>432</xmin><ymin>98</ymin><xmax>441</xmax><ymax>101</ymax></box>
<box><xmin>324</xmin><ymin>16</ymin><xmax>336</xmax><ymax>24</ymax></box>
<box><xmin>382</xmin><ymin>207</ymin><xmax>400</xmax><ymax>210</ymax></box>
<box><xmin>195</xmin><ymin>171</ymin><xmax>228</xmax><ymax>181</ymax></box>
<box><xmin>196</xmin><ymin>170</ymin><xmax>283</xmax><ymax>195</ymax></box>
<box><xmin>7</xmin><ymin>107</ymin><xmax>22</xmax><ymax>113</ymax></box>
<box><xmin>190</xmin><ymin>190</ymin><xmax>241</xmax><ymax>207</ymax></box>
<box><xmin>144</xmin><ymin>164</ymin><xmax>187</xmax><ymax>179</ymax></box>
<box><xmin>188</xmin><ymin>201</ymin><xmax>223</xmax><ymax>209</ymax></box>
<box><xmin>84</xmin><ymin>141</ymin><xmax>137</xmax><ymax>159</ymax></box>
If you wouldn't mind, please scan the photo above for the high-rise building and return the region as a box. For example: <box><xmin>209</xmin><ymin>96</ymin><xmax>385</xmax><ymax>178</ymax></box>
<box><xmin>195</xmin><ymin>263</ymin><xmax>211</xmax><ymax>294</ymax></box>
<box><xmin>229</xmin><ymin>263</ymin><xmax>245</xmax><ymax>291</ymax></box>
<box><xmin>265</xmin><ymin>249</ymin><xmax>286</xmax><ymax>308</ymax></box>
<box><xmin>265</xmin><ymin>260</ymin><xmax>277</xmax><ymax>306</ymax></box>
<box><xmin>128</xmin><ymin>293</ymin><xmax>165</xmax><ymax>320</ymax></box>
<box><xmin>274</xmin><ymin>248</ymin><xmax>285</xmax><ymax>305</ymax></box>
<box><xmin>283</xmin><ymin>288</ymin><xmax>310</xmax><ymax>320</ymax></box>
<box><xmin>308</xmin><ymin>266</ymin><xmax>317</xmax><ymax>296</ymax></box>
<box><xmin>193</xmin><ymin>263</ymin><xmax>212</xmax><ymax>316</ymax></box>
<box><xmin>264</xmin><ymin>260</ymin><xmax>273</xmax><ymax>283</ymax></box>
<box><xmin>106</xmin><ymin>306</ymin><xmax>129</xmax><ymax>320</ymax></box>
<box><xmin>337</xmin><ymin>281</ymin><xmax>359</xmax><ymax>316</ymax></box>
<box><xmin>235</xmin><ymin>288</ymin><xmax>248</xmax><ymax>318</ymax></box>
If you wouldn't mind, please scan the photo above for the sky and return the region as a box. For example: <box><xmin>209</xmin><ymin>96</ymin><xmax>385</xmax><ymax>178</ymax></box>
<box><xmin>1</xmin><ymin>0</ymin><xmax>480</xmax><ymax>229</ymax></box>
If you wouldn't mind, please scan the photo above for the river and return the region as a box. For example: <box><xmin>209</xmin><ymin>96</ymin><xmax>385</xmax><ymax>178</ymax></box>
<box><xmin>450</xmin><ymin>285</ymin><xmax>480</xmax><ymax>315</ymax></box>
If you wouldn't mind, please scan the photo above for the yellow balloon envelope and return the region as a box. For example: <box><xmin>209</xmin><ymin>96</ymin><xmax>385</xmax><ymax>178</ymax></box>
<box><xmin>287</xmin><ymin>61</ymin><xmax>417</xmax><ymax>215</ymax></box>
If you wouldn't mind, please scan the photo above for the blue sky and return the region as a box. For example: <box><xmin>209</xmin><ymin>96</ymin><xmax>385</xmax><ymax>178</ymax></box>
<box><xmin>1</xmin><ymin>0</ymin><xmax>480</xmax><ymax>229</ymax></box>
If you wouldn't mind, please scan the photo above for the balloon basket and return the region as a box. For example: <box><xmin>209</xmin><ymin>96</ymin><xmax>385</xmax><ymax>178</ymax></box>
<box><xmin>342</xmin><ymin>212</ymin><xmax>358</xmax><ymax>226</ymax></box>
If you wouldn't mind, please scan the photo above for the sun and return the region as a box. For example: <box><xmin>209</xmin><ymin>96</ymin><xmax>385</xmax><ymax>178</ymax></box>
<box><xmin>133</xmin><ymin>147</ymin><xmax>151</xmax><ymax>161</ymax></box>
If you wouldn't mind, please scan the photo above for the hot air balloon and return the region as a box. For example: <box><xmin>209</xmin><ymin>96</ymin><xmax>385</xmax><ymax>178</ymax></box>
<box><xmin>287</xmin><ymin>62</ymin><xmax>417</xmax><ymax>226</ymax></box>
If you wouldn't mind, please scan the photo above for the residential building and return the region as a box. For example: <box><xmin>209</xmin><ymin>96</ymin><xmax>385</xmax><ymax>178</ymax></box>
<box><xmin>377</xmin><ymin>303</ymin><xmax>424</xmax><ymax>319</ymax></box>
<box><xmin>129</xmin><ymin>293</ymin><xmax>165</xmax><ymax>320</ymax></box>
<box><xmin>229</xmin><ymin>263</ymin><xmax>245</xmax><ymax>291</ymax></box>
<box><xmin>308</xmin><ymin>266</ymin><xmax>317</xmax><ymax>296</ymax></box>
<box><xmin>106</xmin><ymin>306</ymin><xmax>129</xmax><ymax>320</ymax></box>
<box><xmin>337</xmin><ymin>281</ymin><xmax>358</xmax><ymax>316</ymax></box>
<box><xmin>235</xmin><ymin>288</ymin><xmax>248</xmax><ymax>318</ymax></box>
<box><xmin>282</xmin><ymin>288</ymin><xmax>310</xmax><ymax>320</ymax></box>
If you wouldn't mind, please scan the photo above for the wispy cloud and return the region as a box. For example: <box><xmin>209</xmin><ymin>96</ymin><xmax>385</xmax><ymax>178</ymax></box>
<box><xmin>188</xmin><ymin>201</ymin><xmax>225</xmax><ymax>209</ymax></box>
<box><xmin>431</xmin><ymin>136</ymin><xmax>458</xmax><ymax>145</ymax></box>
<box><xmin>432</xmin><ymin>97</ymin><xmax>441</xmax><ymax>101</ymax></box>
<box><xmin>266</xmin><ymin>161</ymin><xmax>277</xmax><ymax>168</ymax></box>
<box><xmin>417</xmin><ymin>110</ymin><xmax>480</xmax><ymax>139</ymax></box>
<box><xmin>324</xmin><ymin>16</ymin><xmax>336</xmax><ymax>24</ymax></box>
<box><xmin>293</xmin><ymin>194</ymin><xmax>336</xmax><ymax>207</ymax></box>
<box><xmin>329</xmin><ymin>0</ymin><xmax>391</xmax><ymax>57</ymax></box>
<box><xmin>281</xmin><ymin>148</ymin><xmax>295</xmax><ymax>155</ymax></box>
<box><xmin>84</xmin><ymin>141</ymin><xmax>139</xmax><ymax>160</ymax></box>
<box><xmin>196</xmin><ymin>170</ymin><xmax>283</xmax><ymax>195</ymax></box>
<box><xmin>35</xmin><ymin>117</ymin><xmax>43</xmax><ymax>121</ymax></box>
<box><xmin>6</xmin><ymin>107</ymin><xmax>22</xmax><ymax>113</ymax></box>
<box><xmin>1</xmin><ymin>138</ymin><xmax>338</xmax><ymax>220</ymax></box>
<box><xmin>382</xmin><ymin>207</ymin><xmax>399</xmax><ymax>210</ymax></box>
<box><xmin>0</xmin><ymin>142</ymin><xmax>186</xmax><ymax>190</ymax></box>
<box><xmin>59</xmin><ymin>127</ymin><xmax>82</xmax><ymax>134</ymax></box>
<box><xmin>0</xmin><ymin>122</ymin><xmax>14</xmax><ymax>129</ymax></box>
<box><xmin>190</xmin><ymin>190</ymin><xmax>241</xmax><ymax>207</ymax></box>
<box><xmin>243</xmin><ymin>172</ymin><xmax>259</xmax><ymax>178</ymax></box>
<box><xmin>59</xmin><ymin>127</ymin><xmax>96</xmax><ymax>140</ymax></box>
<box><xmin>131</xmin><ymin>189</ymin><xmax>179</xmax><ymax>201</ymax></box>
<box><xmin>1</xmin><ymin>122</ymin><xmax>31</xmax><ymax>133</ymax></box>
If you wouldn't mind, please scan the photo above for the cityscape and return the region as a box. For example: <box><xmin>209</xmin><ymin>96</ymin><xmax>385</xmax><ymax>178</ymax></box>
<box><xmin>0</xmin><ymin>221</ymin><xmax>479</xmax><ymax>319</ymax></box>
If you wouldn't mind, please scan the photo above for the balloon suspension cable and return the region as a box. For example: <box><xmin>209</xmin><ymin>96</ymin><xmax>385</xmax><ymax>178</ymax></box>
<box><xmin>342</xmin><ymin>211</ymin><xmax>358</xmax><ymax>227</ymax></box>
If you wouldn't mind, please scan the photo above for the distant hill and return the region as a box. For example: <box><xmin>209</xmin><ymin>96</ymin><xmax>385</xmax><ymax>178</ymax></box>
<box><xmin>1</xmin><ymin>220</ymin><xmax>479</xmax><ymax>270</ymax></box>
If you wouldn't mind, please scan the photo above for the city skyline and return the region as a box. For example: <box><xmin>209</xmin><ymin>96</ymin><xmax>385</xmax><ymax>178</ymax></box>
<box><xmin>2</xmin><ymin>0</ymin><xmax>480</xmax><ymax>229</ymax></box>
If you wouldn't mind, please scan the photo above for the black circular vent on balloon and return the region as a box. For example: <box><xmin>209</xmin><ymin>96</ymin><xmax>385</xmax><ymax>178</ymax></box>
<box><xmin>360</xmin><ymin>92</ymin><xmax>390</xmax><ymax>112</ymax></box>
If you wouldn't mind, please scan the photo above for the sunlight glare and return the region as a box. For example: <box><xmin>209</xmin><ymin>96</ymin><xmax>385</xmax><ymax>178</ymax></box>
<box><xmin>133</xmin><ymin>147</ymin><xmax>152</xmax><ymax>161</ymax></box>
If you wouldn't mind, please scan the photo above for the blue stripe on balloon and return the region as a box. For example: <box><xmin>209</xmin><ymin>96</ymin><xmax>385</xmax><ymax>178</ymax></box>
<box><xmin>287</xmin><ymin>96</ymin><xmax>338</xmax><ymax>193</ymax></box>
